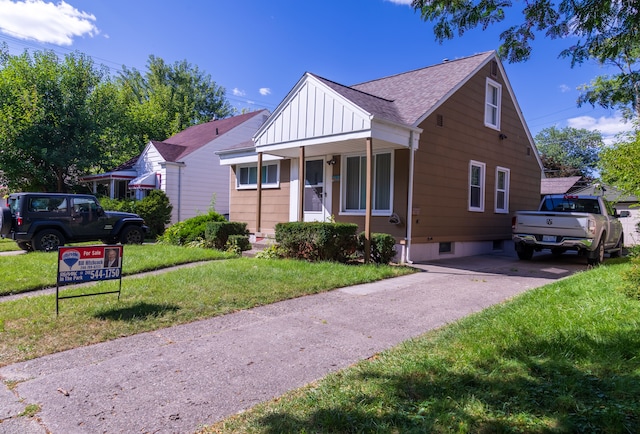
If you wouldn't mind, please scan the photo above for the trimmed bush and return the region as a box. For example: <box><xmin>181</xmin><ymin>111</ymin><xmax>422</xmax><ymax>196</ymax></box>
<box><xmin>205</xmin><ymin>222</ymin><xmax>250</xmax><ymax>250</ymax></box>
<box><xmin>275</xmin><ymin>222</ymin><xmax>358</xmax><ymax>262</ymax></box>
<box><xmin>157</xmin><ymin>212</ymin><xmax>226</xmax><ymax>245</ymax></box>
<box><xmin>135</xmin><ymin>190</ymin><xmax>173</xmax><ymax>237</ymax></box>
<box><xmin>358</xmin><ymin>232</ymin><xmax>397</xmax><ymax>264</ymax></box>
<box><xmin>99</xmin><ymin>197</ymin><xmax>137</xmax><ymax>214</ymax></box>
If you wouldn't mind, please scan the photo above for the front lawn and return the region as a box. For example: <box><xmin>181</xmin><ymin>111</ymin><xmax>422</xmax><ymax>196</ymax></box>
<box><xmin>0</xmin><ymin>244</ymin><xmax>234</xmax><ymax>296</ymax></box>
<box><xmin>203</xmin><ymin>260</ymin><xmax>640</xmax><ymax>433</ymax></box>
<box><xmin>0</xmin><ymin>258</ymin><xmax>414</xmax><ymax>366</ymax></box>
<box><xmin>0</xmin><ymin>238</ymin><xmax>19</xmax><ymax>252</ymax></box>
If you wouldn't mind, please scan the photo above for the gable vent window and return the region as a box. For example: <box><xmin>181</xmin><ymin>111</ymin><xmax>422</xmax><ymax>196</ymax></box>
<box><xmin>490</xmin><ymin>60</ymin><xmax>498</xmax><ymax>77</ymax></box>
<box><xmin>485</xmin><ymin>78</ymin><xmax>502</xmax><ymax>130</ymax></box>
<box><xmin>436</xmin><ymin>114</ymin><xmax>444</xmax><ymax>127</ymax></box>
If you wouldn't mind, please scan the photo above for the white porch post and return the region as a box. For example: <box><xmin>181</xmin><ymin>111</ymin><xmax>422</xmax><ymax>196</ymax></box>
<box><xmin>298</xmin><ymin>146</ymin><xmax>305</xmax><ymax>222</ymax></box>
<box><xmin>256</xmin><ymin>152</ymin><xmax>263</xmax><ymax>233</ymax></box>
<box><xmin>364</xmin><ymin>137</ymin><xmax>373</xmax><ymax>264</ymax></box>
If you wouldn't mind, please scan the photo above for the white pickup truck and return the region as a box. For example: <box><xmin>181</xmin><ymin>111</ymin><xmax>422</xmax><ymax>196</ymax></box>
<box><xmin>512</xmin><ymin>195</ymin><xmax>625</xmax><ymax>265</ymax></box>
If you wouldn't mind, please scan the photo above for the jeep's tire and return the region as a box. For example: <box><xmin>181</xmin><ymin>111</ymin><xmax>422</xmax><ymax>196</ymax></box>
<box><xmin>0</xmin><ymin>207</ymin><xmax>12</xmax><ymax>236</ymax></box>
<box><xmin>33</xmin><ymin>229</ymin><xmax>65</xmax><ymax>252</ymax></box>
<box><xmin>16</xmin><ymin>241</ymin><xmax>32</xmax><ymax>252</ymax></box>
<box><xmin>588</xmin><ymin>237</ymin><xmax>605</xmax><ymax>266</ymax></box>
<box><xmin>120</xmin><ymin>226</ymin><xmax>144</xmax><ymax>244</ymax></box>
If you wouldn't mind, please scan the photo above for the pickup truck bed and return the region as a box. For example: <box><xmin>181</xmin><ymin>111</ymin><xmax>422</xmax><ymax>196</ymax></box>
<box><xmin>512</xmin><ymin>195</ymin><xmax>624</xmax><ymax>265</ymax></box>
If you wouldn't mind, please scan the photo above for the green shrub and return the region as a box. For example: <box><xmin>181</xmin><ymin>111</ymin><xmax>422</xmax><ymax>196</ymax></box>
<box><xmin>99</xmin><ymin>197</ymin><xmax>136</xmax><ymax>214</ymax></box>
<box><xmin>135</xmin><ymin>190</ymin><xmax>173</xmax><ymax>237</ymax></box>
<box><xmin>358</xmin><ymin>232</ymin><xmax>397</xmax><ymax>264</ymax></box>
<box><xmin>275</xmin><ymin>222</ymin><xmax>358</xmax><ymax>262</ymax></box>
<box><xmin>255</xmin><ymin>243</ymin><xmax>285</xmax><ymax>259</ymax></box>
<box><xmin>99</xmin><ymin>191</ymin><xmax>173</xmax><ymax>238</ymax></box>
<box><xmin>225</xmin><ymin>235</ymin><xmax>252</xmax><ymax>255</ymax></box>
<box><xmin>205</xmin><ymin>222</ymin><xmax>250</xmax><ymax>250</ymax></box>
<box><xmin>157</xmin><ymin>212</ymin><xmax>226</xmax><ymax>245</ymax></box>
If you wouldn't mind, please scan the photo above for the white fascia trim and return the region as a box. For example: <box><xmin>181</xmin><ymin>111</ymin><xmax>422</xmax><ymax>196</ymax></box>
<box><xmin>256</xmin><ymin>129</ymin><xmax>373</xmax><ymax>153</ymax></box>
<box><xmin>220</xmin><ymin>154</ymin><xmax>283</xmax><ymax>166</ymax></box>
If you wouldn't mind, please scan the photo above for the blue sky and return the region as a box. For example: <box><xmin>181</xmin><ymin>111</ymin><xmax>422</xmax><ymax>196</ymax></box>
<box><xmin>0</xmin><ymin>0</ymin><xmax>631</xmax><ymax>143</ymax></box>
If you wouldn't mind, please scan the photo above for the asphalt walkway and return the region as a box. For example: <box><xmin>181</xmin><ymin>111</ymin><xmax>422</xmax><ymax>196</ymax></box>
<box><xmin>0</xmin><ymin>249</ymin><xmax>586</xmax><ymax>433</ymax></box>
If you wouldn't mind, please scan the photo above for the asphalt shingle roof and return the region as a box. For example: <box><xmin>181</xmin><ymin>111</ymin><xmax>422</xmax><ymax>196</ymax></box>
<box><xmin>350</xmin><ymin>51</ymin><xmax>494</xmax><ymax>126</ymax></box>
<box><xmin>153</xmin><ymin>110</ymin><xmax>267</xmax><ymax>162</ymax></box>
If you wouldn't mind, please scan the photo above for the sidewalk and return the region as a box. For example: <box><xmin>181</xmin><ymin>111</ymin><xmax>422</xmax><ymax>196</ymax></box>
<box><xmin>0</xmin><ymin>251</ymin><xmax>583</xmax><ymax>433</ymax></box>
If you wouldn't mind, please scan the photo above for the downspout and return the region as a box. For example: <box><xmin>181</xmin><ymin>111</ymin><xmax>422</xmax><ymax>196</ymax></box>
<box><xmin>177</xmin><ymin>163</ymin><xmax>182</xmax><ymax>222</ymax></box>
<box><xmin>404</xmin><ymin>131</ymin><xmax>416</xmax><ymax>264</ymax></box>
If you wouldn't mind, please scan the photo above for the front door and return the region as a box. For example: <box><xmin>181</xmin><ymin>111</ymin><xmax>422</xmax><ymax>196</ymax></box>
<box><xmin>303</xmin><ymin>158</ymin><xmax>329</xmax><ymax>221</ymax></box>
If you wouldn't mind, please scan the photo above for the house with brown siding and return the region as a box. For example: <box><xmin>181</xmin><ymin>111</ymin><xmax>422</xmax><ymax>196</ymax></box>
<box><xmin>81</xmin><ymin>110</ymin><xmax>269</xmax><ymax>223</ymax></box>
<box><xmin>219</xmin><ymin>52</ymin><xmax>543</xmax><ymax>262</ymax></box>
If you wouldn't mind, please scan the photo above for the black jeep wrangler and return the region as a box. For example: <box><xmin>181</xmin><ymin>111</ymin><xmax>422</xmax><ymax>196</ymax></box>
<box><xmin>0</xmin><ymin>193</ymin><xmax>148</xmax><ymax>252</ymax></box>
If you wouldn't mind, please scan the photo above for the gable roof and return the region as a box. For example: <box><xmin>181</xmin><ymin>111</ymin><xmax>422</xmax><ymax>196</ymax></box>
<box><xmin>154</xmin><ymin>110</ymin><xmax>267</xmax><ymax>162</ymax></box>
<box><xmin>572</xmin><ymin>183</ymin><xmax>638</xmax><ymax>203</ymax></box>
<box><xmin>350</xmin><ymin>51</ymin><xmax>494</xmax><ymax>126</ymax></box>
<box><xmin>540</xmin><ymin>176</ymin><xmax>583</xmax><ymax>195</ymax></box>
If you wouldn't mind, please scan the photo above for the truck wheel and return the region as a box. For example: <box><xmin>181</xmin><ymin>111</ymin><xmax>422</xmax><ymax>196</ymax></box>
<box><xmin>120</xmin><ymin>226</ymin><xmax>144</xmax><ymax>244</ymax></box>
<box><xmin>609</xmin><ymin>234</ymin><xmax>624</xmax><ymax>258</ymax></box>
<box><xmin>33</xmin><ymin>229</ymin><xmax>65</xmax><ymax>252</ymax></box>
<box><xmin>0</xmin><ymin>207</ymin><xmax>12</xmax><ymax>236</ymax></box>
<box><xmin>588</xmin><ymin>238</ymin><xmax>605</xmax><ymax>265</ymax></box>
<box><xmin>516</xmin><ymin>246</ymin><xmax>534</xmax><ymax>260</ymax></box>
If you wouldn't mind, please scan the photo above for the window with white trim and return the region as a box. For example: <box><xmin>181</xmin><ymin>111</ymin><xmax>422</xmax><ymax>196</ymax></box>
<box><xmin>485</xmin><ymin>78</ymin><xmax>502</xmax><ymax>130</ymax></box>
<box><xmin>469</xmin><ymin>160</ymin><xmax>485</xmax><ymax>212</ymax></box>
<box><xmin>342</xmin><ymin>151</ymin><xmax>393</xmax><ymax>214</ymax></box>
<box><xmin>236</xmin><ymin>162</ymin><xmax>279</xmax><ymax>189</ymax></box>
<box><xmin>495</xmin><ymin>167</ymin><xmax>510</xmax><ymax>213</ymax></box>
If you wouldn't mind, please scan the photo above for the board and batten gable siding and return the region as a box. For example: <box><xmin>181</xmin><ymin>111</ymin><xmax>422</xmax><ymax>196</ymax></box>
<box><xmin>255</xmin><ymin>77</ymin><xmax>370</xmax><ymax>147</ymax></box>
<box><xmin>410</xmin><ymin>61</ymin><xmax>541</xmax><ymax>244</ymax></box>
<box><xmin>229</xmin><ymin>159</ymin><xmax>291</xmax><ymax>235</ymax></box>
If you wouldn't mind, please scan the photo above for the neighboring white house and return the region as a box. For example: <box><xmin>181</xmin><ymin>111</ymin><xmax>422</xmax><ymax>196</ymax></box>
<box><xmin>81</xmin><ymin>110</ymin><xmax>269</xmax><ymax>223</ymax></box>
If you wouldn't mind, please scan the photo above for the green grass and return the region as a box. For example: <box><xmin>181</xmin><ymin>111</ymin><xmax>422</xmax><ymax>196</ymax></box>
<box><xmin>0</xmin><ymin>244</ymin><xmax>234</xmax><ymax>296</ymax></box>
<box><xmin>0</xmin><ymin>238</ymin><xmax>19</xmax><ymax>252</ymax></box>
<box><xmin>0</xmin><ymin>258</ymin><xmax>414</xmax><ymax>366</ymax></box>
<box><xmin>203</xmin><ymin>261</ymin><xmax>640</xmax><ymax>433</ymax></box>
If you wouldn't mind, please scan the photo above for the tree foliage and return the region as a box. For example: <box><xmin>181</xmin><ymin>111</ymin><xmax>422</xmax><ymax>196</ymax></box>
<box><xmin>411</xmin><ymin>0</ymin><xmax>640</xmax><ymax>118</ymax></box>
<box><xmin>599</xmin><ymin>130</ymin><xmax>640</xmax><ymax>197</ymax></box>
<box><xmin>0</xmin><ymin>46</ymin><xmax>234</xmax><ymax>192</ymax></box>
<box><xmin>118</xmin><ymin>55</ymin><xmax>234</xmax><ymax>143</ymax></box>
<box><xmin>0</xmin><ymin>45</ymin><xmax>121</xmax><ymax>192</ymax></box>
<box><xmin>535</xmin><ymin>126</ymin><xmax>603</xmax><ymax>179</ymax></box>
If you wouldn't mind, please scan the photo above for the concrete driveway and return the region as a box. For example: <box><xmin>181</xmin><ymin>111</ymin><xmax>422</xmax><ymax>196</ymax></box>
<box><xmin>0</xmin><ymin>247</ymin><xmax>591</xmax><ymax>433</ymax></box>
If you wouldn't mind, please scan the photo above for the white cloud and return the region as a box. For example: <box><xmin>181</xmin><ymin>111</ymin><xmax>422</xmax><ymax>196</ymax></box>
<box><xmin>567</xmin><ymin>115</ymin><xmax>634</xmax><ymax>145</ymax></box>
<box><xmin>232</xmin><ymin>88</ymin><xmax>246</xmax><ymax>97</ymax></box>
<box><xmin>385</xmin><ymin>0</ymin><xmax>413</xmax><ymax>4</ymax></box>
<box><xmin>559</xmin><ymin>84</ymin><xmax>571</xmax><ymax>93</ymax></box>
<box><xmin>0</xmin><ymin>0</ymin><xmax>98</xmax><ymax>45</ymax></box>
<box><xmin>259</xmin><ymin>87</ymin><xmax>271</xmax><ymax>96</ymax></box>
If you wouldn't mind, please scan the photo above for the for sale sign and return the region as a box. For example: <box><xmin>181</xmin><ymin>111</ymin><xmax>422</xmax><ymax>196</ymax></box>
<box><xmin>56</xmin><ymin>245</ymin><xmax>123</xmax><ymax>315</ymax></box>
<box><xmin>58</xmin><ymin>245</ymin><xmax>122</xmax><ymax>285</ymax></box>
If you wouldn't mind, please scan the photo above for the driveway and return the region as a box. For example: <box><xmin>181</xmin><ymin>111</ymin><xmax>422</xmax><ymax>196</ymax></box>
<box><xmin>0</xmin><ymin>247</ymin><xmax>590</xmax><ymax>433</ymax></box>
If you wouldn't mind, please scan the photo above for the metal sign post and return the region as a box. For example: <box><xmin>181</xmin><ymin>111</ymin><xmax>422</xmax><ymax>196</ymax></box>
<box><xmin>56</xmin><ymin>245</ymin><xmax>123</xmax><ymax>315</ymax></box>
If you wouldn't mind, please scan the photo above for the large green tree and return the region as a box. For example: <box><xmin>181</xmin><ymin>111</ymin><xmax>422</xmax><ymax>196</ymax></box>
<box><xmin>0</xmin><ymin>46</ymin><xmax>123</xmax><ymax>192</ymax></box>
<box><xmin>118</xmin><ymin>55</ymin><xmax>234</xmax><ymax>144</ymax></box>
<box><xmin>411</xmin><ymin>0</ymin><xmax>640</xmax><ymax>118</ymax></box>
<box><xmin>534</xmin><ymin>126</ymin><xmax>603</xmax><ymax>179</ymax></box>
<box><xmin>599</xmin><ymin>130</ymin><xmax>640</xmax><ymax>196</ymax></box>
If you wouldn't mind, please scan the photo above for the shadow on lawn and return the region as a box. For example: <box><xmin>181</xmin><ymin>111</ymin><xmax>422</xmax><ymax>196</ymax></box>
<box><xmin>254</xmin><ymin>329</ymin><xmax>640</xmax><ymax>433</ymax></box>
<box><xmin>94</xmin><ymin>302</ymin><xmax>179</xmax><ymax>321</ymax></box>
